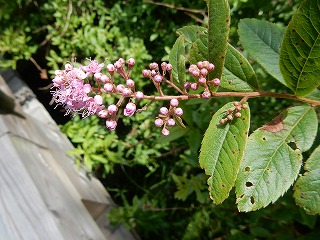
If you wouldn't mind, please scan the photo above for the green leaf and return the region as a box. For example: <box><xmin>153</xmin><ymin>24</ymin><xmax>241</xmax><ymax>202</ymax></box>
<box><xmin>294</xmin><ymin>145</ymin><xmax>320</xmax><ymax>214</ymax></box>
<box><xmin>199</xmin><ymin>102</ymin><xmax>250</xmax><ymax>204</ymax></box>
<box><xmin>206</xmin><ymin>0</ymin><xmax>230</xmax><ymax>79</ymax></box>
<box><xmin>169</xmin><ymin>35</ymin><xmax>186</xmax><ymax>88</ymax></box>
<box><xmin>177</xmin><ymin>25</ymin><xmax>207</xmax><ymax>44</ymax></box>
<box><xmin>189</xmin><ymin>33</ymin><xmax>208</xmax><ymax>63</ymax></box>
<box><xmin>222</xmin><ymin>44</ymin><xmax>259</xmax><ymax>91</ymax></box>
<box><xmin>236</xmin><ymin>105</ymin><xmax>317</xmax><ymax>212</ymax></box>
<box><xmin>238</xmin><ymin>19</ymin><xmax>286</xmax><ymax>86</ymax></box>
<box><xmin>279</xmin><ymin>0</ymin><xmax>320</xmax><ymax>96</ymax></box>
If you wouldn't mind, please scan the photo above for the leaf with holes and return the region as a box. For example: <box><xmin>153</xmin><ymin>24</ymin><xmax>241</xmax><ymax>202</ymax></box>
<box><xmin>279</xmin><ymin>0</ymin><xmax>320</xmax><ymax>96</ymax></box>
<box><xmin>169</xmin><ymin>35</ymin><xmax>186</xmax><ymax>88</ymax></box>
<box><xmin>236</xmin><ymin>105</ymin><xmax>317</xmax><ymax>212</ymax></box>
<box><xmin>199</xmin><ymin>102</ymin><xmax>250</xmax><ymax>204</ymax></box>
<box><xmin>222</xmin><ymin>44</ymin><xmax>259</xmax><ymax>91</ymax></box>
<box><xmin>206</xmin><ymin>0</ymin><xmax>230</xmax><ymax>80</ymax></box>
<box><xmin>239</xmin><ymin>19</ymin><xmax>286</xmax><ymax>86</ymax></box>
<box><xmin>294</xmin><ymin>145</ymin><xmax>320</xmax><ymax>214</ymax></box>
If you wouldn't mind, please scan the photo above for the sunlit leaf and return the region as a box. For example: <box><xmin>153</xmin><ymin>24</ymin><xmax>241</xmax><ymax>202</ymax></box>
<box><xmin>199</xmin><ymin>102</ymin><xmax>250</xmax><ymax>204</ymax></box>
<box><xmin>239</xmin><ymin>19</ymin><xmax>286</xmax><ymax>86</ymax></box>
<box><xmin>222</xmin><ymin>44</ymin><xmax>259</xmax><ymax>91</ymax></box>
<box><xmin>236</xmin><ymin>105</ymin><xmax>317</xmax><ymax>212</ymax></box>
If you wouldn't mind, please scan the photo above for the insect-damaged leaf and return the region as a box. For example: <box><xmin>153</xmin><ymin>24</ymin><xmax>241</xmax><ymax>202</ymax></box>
<box><xmin>199</xmin><ymin>102</ymin><xmax>250</xmax><ymax>204</ymax></box>
<box><xmin>294</xmin><ymin>145</ymin><xmax>320</xmax><ymax>215</ymax></box>
<box><xmin>236</xmin><ymin>105</ymin><xmax>317</xmax><ymax>212</ymax></box>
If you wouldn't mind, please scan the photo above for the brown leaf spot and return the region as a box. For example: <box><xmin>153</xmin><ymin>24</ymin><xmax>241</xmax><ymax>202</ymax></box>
<box><xmin>260</xmin><ymin>114</ymin><xmax>284</xmax><ymax>133</ymax></box>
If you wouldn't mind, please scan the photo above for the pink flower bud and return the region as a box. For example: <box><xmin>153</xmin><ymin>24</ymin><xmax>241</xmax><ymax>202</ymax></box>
<box><xmin>161</xmin><ymin>62</ymin><xmax>167</xmax><ymax>71</ymax></box>
<box><xmin>142</xmin><ymin>69</ymin><xmax>151</xmax><ymax>78</ymax></box>
<box><xmin>114</xmin><ymin>61</ymin><xmax>122</xmax><ymax>69</ymax></box>
<box><xmin>175</xmin><ymin>107</ymin><xmax>183</xmax><ymax>116</ymax></box>
<box><xmin>126</xmin><ymin>79</ymin><xmax>135</xmax><ymax>88</ymax></box>
<box><xmin>65</xmin><ymin>63</ymin><xmax>73</xmax><ymax>71</ymax></box>
<box><xmin>118</xmin><ymin>58</ymin><xmax>125</xmax><ymax>65</ymax></box>
<box><xmin>100</xmin><ymin>74</ymin><xmax>110</xmax><ymax>83</ymax></box>
<box><xmin>202</xmin><ymin>91</ymin><xmax>211</xmax><ymax>99</ymax></box>
<box><xmin>154</xmin><ymin>75</ymin><xmax>163</xmax><ymax>83</ymax></box>
<box><xmin>52</xmin><ymin>76</ymin><xmax>63</xmax><ymax>85</ymax></box>
<box><xmin>208</xmin><ymin>63</ymin><xmax>215</xmax><ymax>71</ymax></box>
<box><xmin>154</xmin><ymin>118</ymin><xmax>164</xmax><ymax>127</ymax></box>
<box><xmin>190</xmin><ymin>83</ymin><xmax>198</xmax><ymax>90</ymax></box>
<box><xmin>104</xmin><ymin>83</ymin><xmax>114</xmax><ymax>92</ymax></box>
<box><xmin>170</xmin><ymin>98</ymin><xmax>179</xmax><ymax>107</ymax></box>
<box><xmin>122</xmin><ymin>88</ymin><xmax>132</xmax><ymax>96</ymax></box>
<box><xmin>184</xmin><ymin>82</ymin><xmax>191</xmax><ymax>89</ymax></box>
<box><xmin>167</xmin><ymin>118</ymin><xmax>175</xmax><ymax>126</ymax></box>
<box><xmin>127</xmin><ymin>58</ymin><xmax>135</xmax><ymax>66</ymax></box>
<box><xmin>107</xmin><ymin>64</ymin><xmax>115</xmax><ymax>72</ymax></box>
<box><xmin>94</xmin><ymin>95</ymin><xmax>103</xmax><ymax>105</ymax></box>
<box><xmin>124</xmin><ymin>102</ymin><xmax>136</xmax><ymax>117</ymax></box>
<box><xmin>116</xmin><ymin>84</ymin><xmax>125</xmax><ymax>93</ymax></box>
<box><xmin>149</xmin><ymin>62</ymin><xmax>158</xmax><ymax>70</ymax></box>
<box><xmin>166</xmin><ymin>64</ymin><xmax>173</xmax><ymax>71</ymax></box>
<box><xmin>106</xmin><ymin>120</ymin><xmax>117</xmax><ymax>130</ymax></box>
<box><xmin>198</xmin><ymin>77</ymin><xmax>206</xmax><ymax>84</ymax></box>
<box><xmin>108</xmin><ymin>104</ymin><xmax>118</xmax><ymax>114</ymax></box>
<box><xmin>200</xmin><ymin>68</ymin><xmax>208</xmax><ymax>76</ymax></box>
<box><xmin>162</xmin><ymin>128</ymin><xmax>170</xmax><ymax>136</ymax></box>
<box><xmin>151</xmin><ymin>70</ymin><xmax>157</xmax><ymax>77</ymax></box>
<box><xmin>160</xmin><ymin>107</ymin><xmax>169</xmax><ymax>115</ymax></box>
<box><xmin>83</xmin><ymin>84</ymin><xmax>92</xmax><ymax>93</ymax></box>
<box><xmin>213</xmin><ymin>78</ymin><xmax>221</xmax><ymax>86</ymax></box>
<box><xmin>94</xmin><ymin>72</ymin><xmax>102</xmax><ymax>80</ymax></box>
<box><xmin>97</xmin><ymin>109</ymin><xmax>108</xmax><ymax>118</ymax></box>
<box><xmin>135</xmin><ymin>91</ymin><xmax>144</xmax><ymax>100</ymax></box>
<box><xmin>197</xmin><ymin>61</ymin><xmax>204</xmax><ymax>69</ymax></box>
<box><xmin>203</xmin><ymin>61</ymin><xmax>210</xmax><ymax>69</ymax></box>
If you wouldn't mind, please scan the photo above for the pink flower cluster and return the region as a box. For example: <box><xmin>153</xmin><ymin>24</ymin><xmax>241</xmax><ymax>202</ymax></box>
<box><xmin>154</xmin><ymin>98</ymin><xmax>183</xmax><ymax>136</ymax></box>
<box><xmin>51</xmin><ymin>58</ymin><xmax>139</xmax><ymax>131</ymax></box>
<box><xmin>51</xmin><ymin>58</ymin><xmax>218</xmax><ymax>136</ymax></box>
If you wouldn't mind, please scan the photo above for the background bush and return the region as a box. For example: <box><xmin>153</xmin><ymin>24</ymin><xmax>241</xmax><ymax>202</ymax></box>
<box><xmin>2</xmin><ymin>0</ymin><xmax>319</xmax><ymax>239</ymax></box>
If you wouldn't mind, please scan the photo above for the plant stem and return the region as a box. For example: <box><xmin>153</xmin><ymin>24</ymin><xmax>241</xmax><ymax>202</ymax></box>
<box><xmin>143</xmin><ymin>91</ymin><xmax>320</xmax><ymax>106</ymax></box>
